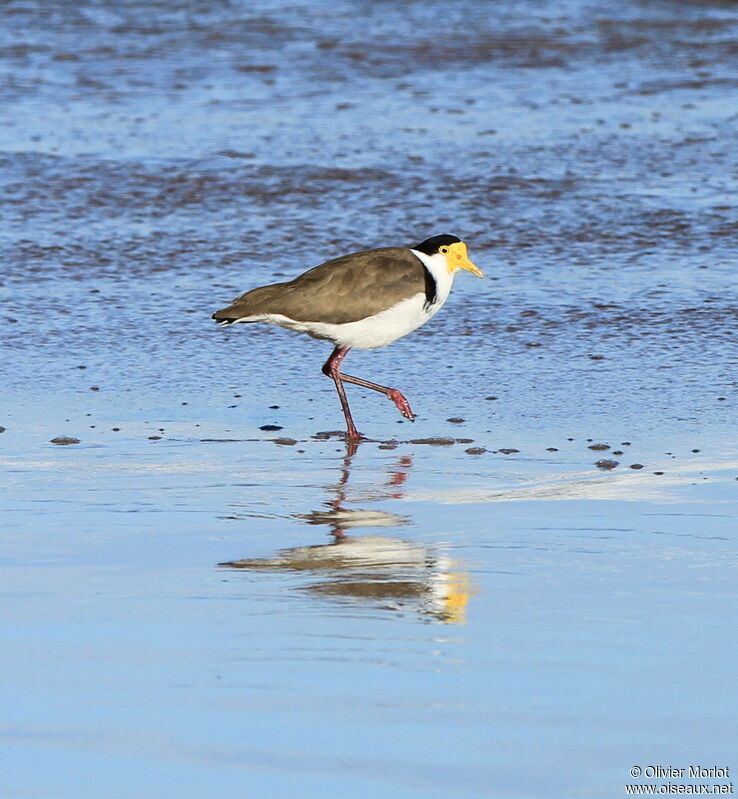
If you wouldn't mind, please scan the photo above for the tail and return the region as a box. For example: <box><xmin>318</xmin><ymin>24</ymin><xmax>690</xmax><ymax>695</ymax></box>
<box><xmin>212</xmin><ymin>299</ymin><xmax>257</xmax><ymax>326</ymax></box>
<box><xmin>212</xmin><ymin>307</ymin><xmax>238</xmax><ymax>326</ymax></box>
<box><xmin>213</xmin><ymin>281</ymin><xmax>286</xmax><ymax>326</ymax></box>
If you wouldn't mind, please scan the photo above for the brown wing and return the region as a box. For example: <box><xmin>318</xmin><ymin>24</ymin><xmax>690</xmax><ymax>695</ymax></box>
<box><xmin>213</xmin><ymin>247</ymin><xmax>428</xmax><ymax>325</ymax></box>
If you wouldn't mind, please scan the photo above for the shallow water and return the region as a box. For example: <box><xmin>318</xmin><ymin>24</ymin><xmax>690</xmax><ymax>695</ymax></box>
<box><xmin>2</xmin><ymin>0</ymin><xmax>737</xmax><ymax>797</ymax></box>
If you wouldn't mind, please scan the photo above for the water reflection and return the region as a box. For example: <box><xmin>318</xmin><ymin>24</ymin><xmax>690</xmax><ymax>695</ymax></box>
<box><xmin>220</xmin><ymin>443</ymin><xmax>473</xmax><ymax>624</ymax></box>
<box><xmin>297</xmin><ymin>444</ymin><xmax>413</xmax><ymax>537</ymax></box>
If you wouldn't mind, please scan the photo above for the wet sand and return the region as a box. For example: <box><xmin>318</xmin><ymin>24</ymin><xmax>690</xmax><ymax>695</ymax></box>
<box><xmin>1</xmin><ymin>0</ymin><xmax>737</xmax><ymax>797</ymax></box>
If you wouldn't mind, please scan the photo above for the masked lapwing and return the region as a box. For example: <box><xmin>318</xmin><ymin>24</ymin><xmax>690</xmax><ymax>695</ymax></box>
<box><xmin>212</xmin><ymin>234</ymin><xmax>483</xmax><ymax>440</ymax></box>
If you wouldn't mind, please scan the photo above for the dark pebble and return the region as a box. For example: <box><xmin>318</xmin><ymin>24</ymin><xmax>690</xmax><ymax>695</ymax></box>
<box><xmin>621</xmin><ymin>442</ymin><xmax>631</xmax><ymax>446</ymax></box>
<box><xmin>455</xmin><ymin>438</ymin><xmax>474</xmax><ymax>444</ymax></box>
<box><xmin>589</xmin><ymin>443</ymin><xmax>610</xmax><ymax>451</ymax></box>
<box><xmin>612</xmin><ymin>450</ymin><xmax>623</xmax><ymax>455</ymax></box>
<box><xmin>378</xmin><ymin>441</ymin><xmax>398</xmax><ymax>450</ymax></box>
<box><xmin>181</xmin><ymin>401</ymin><xmax>188</xmax><ymax>405</ymax></box>
<box><xmin>148</xmin><ymin>435</ymin><xmax>162</xmax><ymax>440</ymax></box>
<box><xmin>274</xmin><ymin>438</ymin><xmax>297</xmax><ymax>446</ymax></box>
<box><xmin>446</xmin><ymin>417</ymin><xmax>465</xmax><ymax>424</ymax></box>
<box><xmin>485</xmin><ymin>396</ymin><xmax>498</xmax><ymax>400</ymax></box>
<box><xmin>692</xmin><ymin>449</ymin><xmax>700</xmax><ymax>453</ymax></box>
<box><xmin>112</xmin><ymin>427</ymin><xmax>120</xmax><ymax>432</ymax></box>
<box><xmin>499</xmin><ymin>448</ymin><xmax>519</xmax><ymax>455</ymax></box>
<box><xmin>546</xmin><ymin>447</ymin><xmax>558</xmax><ymax>451</ymax></box>
<box><xmin>0</xmin><ymin>426</ymin><xmax>5</xmax><ymax>433</ymax></box>
<box><xmin>77</xmin><ymin>365</ymin><xmax>87</xmax><ymax>369</ymax></box>
<box><xmin>409</xmin><ymin>437</ymin><xmax>455</xmax><ymax>446</ymax></box>
<box><xmin>653</xmin><ymin>471</ymin><xmax>664</xmax><ymax>475</ymax></box>
<box><xmin>90</xmin><ymin>386</ymin><xmax>100</xmax><ymax>391</ymax></box>
<box><xmin>269</xmin><ymin>405</ymin><xmax>279</xmax><ymax>409</ymax></box>
<box><xmin>50</xmin><ymin>436</ymin><xmax>80</xmax><ymax>445</ymax></box>
<box><xmin>717</xmin><ymin>397</ymin><xmax>726</xmax><ymax>401</ymax></box>
<box><xmin>595</xmin><ymin>459</ymin><xmax>619</xmax><ymax>469</ymax></box>
<box><xmin>629</xmin><ymin>463</ymin><xmax>644</xmax><ymax>469</ymax></box>
<box><xmin>260</xmin><ymin>424</ymin><xmax>283</xmax><ymax>431</ymax></box>
<box><xmin>465</xmin><ymin>447</ymin><xmax>487</xmax><ymax>455</ymax></box>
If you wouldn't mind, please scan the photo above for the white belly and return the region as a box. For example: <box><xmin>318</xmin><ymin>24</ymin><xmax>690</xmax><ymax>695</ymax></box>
<box><xmin>257</xmin><ymin>292</ymin><xmax>444</xmax><ymax>350</ymax></box>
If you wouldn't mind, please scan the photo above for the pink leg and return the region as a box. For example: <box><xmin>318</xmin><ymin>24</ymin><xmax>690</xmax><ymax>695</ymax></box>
<box><xmin>321</xmin><ymin>346</ymin><xmax>415</xmax><ymax>440</ymax></box>
<box><xmin>322</xmin><ymin>347</ymin><xmax>362</xmax><ymax>441</ymax></box>
<box><xmin>339</xmin><ymin>372</ymin><xmax>415</xmax><ymax>421</ymax></box>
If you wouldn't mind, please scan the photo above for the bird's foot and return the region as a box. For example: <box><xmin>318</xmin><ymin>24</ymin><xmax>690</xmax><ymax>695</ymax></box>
<box><xmin>386</xmin><ymin>389</ymin><xmax>415</xmax><ymax>421</ymax></box>
<box><xmin>344</xmin><ymin>429</ymin><xmax>365</xmax><ymax>444</ymax></box>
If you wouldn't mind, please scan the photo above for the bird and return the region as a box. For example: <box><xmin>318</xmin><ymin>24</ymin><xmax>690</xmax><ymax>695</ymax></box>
<box><xmin>212</xmin><ymin>234</ymin><xmax>483</xmax><ymax>440</ymax></box>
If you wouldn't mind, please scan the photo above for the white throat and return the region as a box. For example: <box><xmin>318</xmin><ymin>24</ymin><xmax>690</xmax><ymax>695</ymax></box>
<box><xmin>410</xmin><ymin>248</ymin><xmax>456</xmax><ymax>309</ymax></box>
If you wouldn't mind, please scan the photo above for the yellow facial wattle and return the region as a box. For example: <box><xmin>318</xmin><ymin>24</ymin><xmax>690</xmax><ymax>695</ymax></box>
<box><xmin>444</xmin><ymin>241</ymin><xmax>483</xmax><ymax>277</ymax></box>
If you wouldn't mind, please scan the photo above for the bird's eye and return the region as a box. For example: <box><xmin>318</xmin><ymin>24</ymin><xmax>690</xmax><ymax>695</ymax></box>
<box><xmin>440</xmin><ymin>246</ymin><xmax>449</xmax><ymax>254</ymax></box>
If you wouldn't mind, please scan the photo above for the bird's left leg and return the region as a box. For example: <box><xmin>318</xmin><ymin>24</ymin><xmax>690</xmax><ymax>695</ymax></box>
<box><xmin>338</xmin><ymin>372</ymin><xmax>415</xmax><ymax>421</ymax></box>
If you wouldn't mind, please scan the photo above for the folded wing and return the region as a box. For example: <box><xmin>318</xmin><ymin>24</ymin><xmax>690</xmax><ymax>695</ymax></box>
<box><xmin>213</xmin><ymin>247</ymin><xmax>428</xmax><ymax>325</ymax></box>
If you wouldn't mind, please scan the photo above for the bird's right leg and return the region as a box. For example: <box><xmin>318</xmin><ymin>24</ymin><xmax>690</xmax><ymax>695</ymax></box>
<box><xmin>322</xmin><ymin>346</ymin><xmax>362</xmax><ymax>441</ymax></box>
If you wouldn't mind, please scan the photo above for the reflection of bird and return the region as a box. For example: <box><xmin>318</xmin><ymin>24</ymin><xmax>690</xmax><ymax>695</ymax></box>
<box><xmin>302</xmin><ymin>450</ymin><xmax>413</xmax><ymax>537</ymax></box>
<box><xmin>218</xmin><ymin>444</ymin><xmax>474</xmax><ymax>622</ymax></box>
<box><xmin>213</xmin><ymin>235</ymin><xmax>483</xmax><ymax>440</ymax></box>
<box><xmin>219</xmin><ymin>536</ymin><xmax>472</xmax><ymax>625</ymax></box>
<box><xmin>297</xmin><ymin>508</ymin><xmax>410</xmax><ymax>534</ymax></box>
